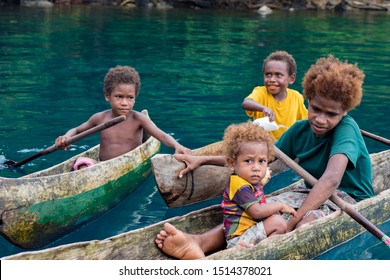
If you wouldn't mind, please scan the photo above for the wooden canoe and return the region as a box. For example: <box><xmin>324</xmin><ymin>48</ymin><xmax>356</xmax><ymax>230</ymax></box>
<box><xmin>0</xmin><ymin>133</ymin><xmax>160</xmax><ymax>249</ymax></box>
<box><xmin>151</xmin><ymin>140</ymin><xmax>289</xmax><ymax>207</ymax></box>
<box><xmin>2</xmin><ymin>149</ymin><xmax>388</xmax><ymax>260</ymax></box>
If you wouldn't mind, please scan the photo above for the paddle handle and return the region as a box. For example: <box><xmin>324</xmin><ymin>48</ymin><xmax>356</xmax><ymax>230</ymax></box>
<box><xmin>11</xmin><ymin>115</ymin><xmax>126</xmax><ymax>168</ymax></box>
<box><xmin>274</xmin><ymin>147</ymin><xmax>390</xmax><ymax>247</ymax></box>
<box><xmin>62</xmin><ymin>115</ymin><xmax>126</xmax><ymax>146</ymax></box>
<box><xmin>361</xmin><ymin>129</ymin><xmax>390</xmax><ymax>146</ymax></box>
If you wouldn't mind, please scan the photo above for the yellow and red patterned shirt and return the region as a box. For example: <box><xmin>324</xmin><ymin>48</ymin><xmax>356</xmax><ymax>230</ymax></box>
<box><xmin>221</xmin><ymin>175</ymin><xmax>267</xmax><ymax>239</ymax></box>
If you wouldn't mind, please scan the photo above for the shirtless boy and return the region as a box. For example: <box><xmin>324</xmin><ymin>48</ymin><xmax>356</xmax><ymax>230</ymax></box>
<box><xmin>56</xmin><ymin>66</ymin><xmax>190</xmax><ymax>169</ymax></box>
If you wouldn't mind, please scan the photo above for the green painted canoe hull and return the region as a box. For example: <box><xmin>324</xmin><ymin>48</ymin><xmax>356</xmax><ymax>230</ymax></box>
<box><xmin>3</xmin><ymin>149</ymin><xmax>389</xmax><ymax>260</ymax></box>
<box><xmin>0</xmin><ymin>135</ymin><xmax>160</xmax><ymax>249</ymax></box>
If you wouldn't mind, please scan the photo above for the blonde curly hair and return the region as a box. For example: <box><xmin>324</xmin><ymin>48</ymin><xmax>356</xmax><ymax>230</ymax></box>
<box><xmin>302</xmin><ymin>55</ymin><xmax>364</xmax><ymax>111</ymax></box>
<box><xmin>223</xmin><ymin>121</ymin><xmax>275</xmax><ymax>161</ymax></box>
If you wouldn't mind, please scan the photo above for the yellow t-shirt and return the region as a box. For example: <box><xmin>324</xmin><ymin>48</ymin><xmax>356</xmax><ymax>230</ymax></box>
<box><xmin>245</xmin><ymin>86</ymin><xmax>308</xmax><ymax>140</ymax></box>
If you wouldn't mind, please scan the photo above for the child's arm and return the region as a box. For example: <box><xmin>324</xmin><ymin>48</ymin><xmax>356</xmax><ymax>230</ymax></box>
<box><xmin>246</xmin><ymin>201</ymin><xmax>297</xmax><ymax>221</ymax></box>
<box><xmin>55</xmin><ymin>114</ymin><xmax>100</xmax><ymax>150</ymax></box>
<box><xmin>286</xmin><ymin>153</ymin><xmax>348</xmax><ymax>231</ymax></box>
<box><xmin>242</xmin><ymin>98</ymin><xmax>276</xmax><ymax>122</ymax></box>
<box><xmin>140</xmin><ymin>114</ymin><xmax>191</xmax><ymax>155</ymax></box>
<box><xmin>173</xmin><ymin>154</ymin><xmax>227</xmax><ymax>178</ymax></box>
<box><xmin>162</xmin><ymin>135</ymin><xmax>191</xmax><ymax>155</ymax></box>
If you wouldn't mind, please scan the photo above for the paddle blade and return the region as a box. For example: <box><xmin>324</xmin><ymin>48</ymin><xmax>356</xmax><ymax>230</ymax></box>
<box><xmin>3</xmin><ymin>160</ymin><xmax>17</xmax><ymax>167</ymax></box>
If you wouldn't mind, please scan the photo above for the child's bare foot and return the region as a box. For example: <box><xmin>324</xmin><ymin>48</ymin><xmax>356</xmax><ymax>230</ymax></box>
<box><xmin>238</xmin><ymin>240</ymin><xmax>254</xmax><ymax>248</ymax></box>
<box><xmin>155</xmin><ymin>223</ymin><xmax>205</xmax><ymax>260</ymax></box>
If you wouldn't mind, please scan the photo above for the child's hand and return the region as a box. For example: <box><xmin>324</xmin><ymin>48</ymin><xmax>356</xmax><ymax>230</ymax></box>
<box><xmin>263</xmin><ymin>107</ymin><xmax>276</xmax><ymax>122</ymax></box>
<box><xmin>55</xmin><ymin>136</ymin><xmax>70</xmax><ymax>150</ymax></box>
<box><xmin>280</xmin><ymin>204</ymin><xmax>297</xmax><ymax>218</ymax></box>
<box><xmin>173</xmin><ymin>153</ymin><xmax>202</xmax><ymax>178</ymax></box>
<box><xmin>175</xmin><ymin>145</ymin><xmax>192</xmax><ymax>155</ymax></box>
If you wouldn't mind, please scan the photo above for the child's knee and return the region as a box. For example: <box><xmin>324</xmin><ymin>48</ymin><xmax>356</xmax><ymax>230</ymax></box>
<box><xmin>267</xmin><ymin>215</ymin><xmax>287</xmax><ymax>234</ymax></box>
<box><xmin>275</xmin><ymin>217</ymin><xmax>287</xmax><ymax>233</ymax></box>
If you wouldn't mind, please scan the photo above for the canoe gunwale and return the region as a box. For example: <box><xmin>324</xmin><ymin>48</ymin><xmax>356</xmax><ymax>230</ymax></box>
<box><xmin>0</xmin><ymin>134</ymin><xmax>161</xmax><ymax>249</ymax></box>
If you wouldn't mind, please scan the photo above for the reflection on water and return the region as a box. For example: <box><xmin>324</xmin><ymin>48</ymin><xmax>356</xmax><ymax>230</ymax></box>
<box><xmin>316</xmin><ymin>219</ymin><xmax>390</xmax><ymax>260</ymax></box>
<box><xmin>0</xmin><ymin>6</ymin><xmax>389</xmax><ymax>259</ymax></box>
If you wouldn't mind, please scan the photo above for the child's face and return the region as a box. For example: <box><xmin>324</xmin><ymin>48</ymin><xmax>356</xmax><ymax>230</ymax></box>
<box><xmin>263</xmin><ymin>60</ymin><xmax>295</xmax><ymax>98</ymax></box>
<box><xmin>308</xmin><ymin>95</ymin><xmax>347</xmax><ymax>137</ymax></box>
<box><xmin>105</xmin><ymin>84</ymin><xmax>137</xmax><ymax>116</ymax></box>
<box><xmin>228</xmin><ymin>142</ymin><xmax>269</xmax><ymax>185</ymax></box>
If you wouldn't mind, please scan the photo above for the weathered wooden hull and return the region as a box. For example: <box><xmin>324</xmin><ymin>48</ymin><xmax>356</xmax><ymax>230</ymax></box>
<box><xmin>0</xmin><ymin>136</ymin><xmax>160</xmax><ymax>249</ymax></box>
<box><xmin>3</xmin><ymin>149</ymin><xmax>389</xmax><ymax>260</ymax></box>
<box><xmin>152</xmin><ymin>141</ymin><xmax>289</xmax><ymax>207</ymax></box>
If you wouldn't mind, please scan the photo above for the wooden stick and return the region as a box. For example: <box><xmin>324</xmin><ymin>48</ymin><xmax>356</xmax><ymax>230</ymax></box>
<box><xmin>274</xmin><ymin>146</ymin><xmax>390</xmax><ymax>248</ymax></box>
<box><xmin>361</xmin><ymin>130</ymin><xmax>390</xmax><ymax>146</ymax></box>
<box><xmin>5</xmin><ymin>115</ymin><xmax>126</xmax><ymax>168</ymax></box>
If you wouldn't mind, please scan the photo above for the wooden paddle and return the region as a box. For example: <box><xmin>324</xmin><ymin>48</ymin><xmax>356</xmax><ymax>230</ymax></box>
<box><xmin>274</xmin><ymin>146</ymin><xmax>390</xmax><ymax>248</ymax></box>
<box><xmin>361</xmin><ymin>129</ymin><xmax>390</xmax><ymax>146</ymax></box>
<box><xmin>4</xmin><ymin>115</ymin><xmax>126</xmax><ymax>168</ymax></box>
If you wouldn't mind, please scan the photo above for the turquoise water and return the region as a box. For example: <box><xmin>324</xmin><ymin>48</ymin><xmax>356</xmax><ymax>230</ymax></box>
<box><xmin>0</xmin><ymin>6</ymin><xmax>389</xmax><ymax>259</ymax></box>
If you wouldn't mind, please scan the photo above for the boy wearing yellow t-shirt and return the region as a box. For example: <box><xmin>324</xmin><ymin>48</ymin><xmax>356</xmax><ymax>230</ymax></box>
<box><xmin>242</xmin><ymin>51</ymin><xmax>308</xmax><ymax>139</ymax></box>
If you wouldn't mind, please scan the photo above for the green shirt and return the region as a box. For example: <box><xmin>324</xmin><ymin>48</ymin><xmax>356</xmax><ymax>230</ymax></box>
<box><xmin>276</xmin><ymin>115</ymin><xmax>374</xmax><ymax>201</ymax></box>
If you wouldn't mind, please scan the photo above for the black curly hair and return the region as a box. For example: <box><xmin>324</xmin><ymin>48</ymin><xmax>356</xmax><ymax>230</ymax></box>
<box><xmin>104</xmin><ymin>66</ymin><xmax>141</xmax><ymax>97</ymax></box>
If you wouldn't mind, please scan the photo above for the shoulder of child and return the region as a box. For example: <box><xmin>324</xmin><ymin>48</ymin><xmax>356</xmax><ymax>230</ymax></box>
<box><xmin>88</xmin><ymin>111</ymin><xmax>111</xmax><ymax>124</ymax></box>
<box><xmin>130</xmin><ymin>110</ymin><xmax>146</xmax><ymax>119</ymax></box>
<box><xmin>286</xmin><ymin>87</ymin><xmax>300</xmax><ymax>94</ymax></box>
<box><xmin>126</xmin><ymin>110</ymin><xmax>151</xmax><ymax>125</ymax></box>
<box><xmin>286</xmin><ymin>88</ymin><xmax>304</xmax><ymax>98</ymax></box>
